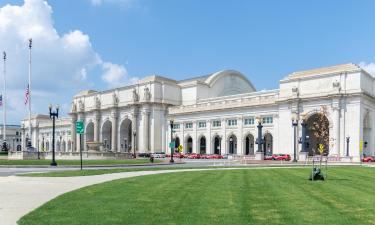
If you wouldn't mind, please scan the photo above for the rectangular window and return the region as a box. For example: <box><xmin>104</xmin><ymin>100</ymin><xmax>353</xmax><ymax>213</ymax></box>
<box><xmin>262</xmin><ymin>116</ymin><xmax>273</xmax><ymax>124</ymax></box>
<box><xmin>227</xmin><ymin>119</ymin><xmax>237</xmax><ymax>126</ymax></box>
<box><xmin>198</xmin><ymin>121</ymin><xmax>206</xmax><ymax>128</ymax></box>
<box><xmin>244</xmin><ymin>118</ymin><xmax>254</xmax><ymax>125</ymax></box>
<box><xmin>185</xmin><ymin>123</ymin><xmax>193</xmax><ymax>129</ymax></box>
<box><xmin>16</xmin><ymin>131</ymin><xmax>19</xmax><ymax>136</ymax></box>
<box><xmin>173</xmin><ymin>124</ymin><xmax>180</xmax><ymax>130</ymax></box>
<box><xmin>212</xmin><ymin>120</ymin><xmax>221</xmax><ymax>127</ymax></box>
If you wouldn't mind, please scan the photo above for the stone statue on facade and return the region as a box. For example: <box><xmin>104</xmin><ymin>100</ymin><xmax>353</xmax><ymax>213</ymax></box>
<box><xmin>71</xmin><ymin>102</ymin><xmax>77</xmax><ymax>112</ymax></box>
<box><xmin>95</xmin><ymin>96</ymin><xmax>101</xmax><ymax>109</ymax></box>
<box><xmin>144</xmin><ymin>86</ymin><xmax>151</xmax><ymax>101</ymax></box>
<box><xmin>78</xmin><ymin>100</ymin><xmax>84</xmax><ymax>112</ymax></box>
<box><xmin>132</xmin><ymin>88</ymin><xmax>139</xmax><ymax>102</ymax></box>
<box><xmin>112</xmin><ymin>93</ymin><xmax>119</xmax><ymax>105</ymax></box>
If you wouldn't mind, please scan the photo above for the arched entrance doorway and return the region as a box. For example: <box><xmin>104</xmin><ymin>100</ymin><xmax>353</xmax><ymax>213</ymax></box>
<box><xmin>245</xmin><ymin>134</ymin><xmax>254</xmax><ymax>155</ymax></box>
<box><xmin>86</xmin><ymin>122</ymin><xmax>94</xmax><ymax>143</ymax></box>
<box><xmin>228</xmin><ymin>135</ymin><xmax>237</xmax><ymax>154</ymax></box>
<box><xmin>306</xmin><ymin>113</ymin><xmax>329</xmax><ymax>155</ymax></box>
<box><xmin>199</xmin><ymin>136</ymin><xmax>206</xmax><ymax>154</ymax></box>
<box><xmin>175</xmin><ymin>137</ymin><xmax>180</xmax><ymax>149</ymax></box>
<box><xmin>186</xmin><ymin>136</ymin><xmax>193</xmax><ymax>153</ymax></box>
<box><xmin>119</xmin><ymin>119</ymin><xmax>132</xmax><ymax>152</ymax></box>
<box><xmin>264</xmin><ymin>133</ymin><xmax>273</xmax><ymax>155</ymax></box>
<box><xmin>213</xmin><ymin>136</ymin><xmax>221</xmax><ymax>155</ymax></box>
<box><xmin>101</xmin><ymin>120</ymin><xmax>112</xmax><ymax>151</ymax></box>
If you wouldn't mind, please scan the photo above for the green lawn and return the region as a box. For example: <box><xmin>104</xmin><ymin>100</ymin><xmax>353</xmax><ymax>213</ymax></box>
<box><xmin>19</xmin><ymin>167</ymin><xmax>375</xmax><ymax>225</ymax></box>
<box><xmin>0</xmin><ymin>158</ymin><xmax>161</xmax><ymax>166</ymax></box>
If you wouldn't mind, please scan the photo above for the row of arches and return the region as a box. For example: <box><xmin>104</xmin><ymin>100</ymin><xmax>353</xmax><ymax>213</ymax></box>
<box><xmin>173</xmin><ymin>133</ymin><xmax>273</xmax><ymax>155</ymax></box>
<box><xmin>85</xmin><ymin>118</ymin><xmax>133</xmax><ymax>152</ymax></box>
<box><xmin>173</xmin><ymin>112</ymin><xmax>331</xmax><ymax>156</ymax></box>
<box><xmin>39</xmin><ymin>140</ymin><xmax>72</xmax><ymax>152</ymax></box>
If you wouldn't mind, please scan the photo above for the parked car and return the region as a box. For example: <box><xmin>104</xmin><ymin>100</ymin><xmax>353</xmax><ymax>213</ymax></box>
<box><xmin>173</xmin><ymin>153</ymin><xmax>184</xmax><ymax>158</ymax></box>
<box><xmin>212</xmin><ymin>154</ymin><xmax>223</xmax><ymax>159</ymax></box>
<box><xmin>273</xmin><ymin>154</ymin><xmax>291</xmax><ymax>161</ymax></box>
<box><xmin>362</xmin><ymin>156</ymin><xmax>375</xmax><ymax>162</ymax></box>
<box><xmin>264</xmin><ymin>154</ymin><xmax>274</xmax><ymax>160</ymax></box>
<box><xmin>152</xmin><ymin>152</ymin><xmax>166</xmax><ymax>158</ymax></box>
<box><xmin>188</xmin><ymin>153</ymin><xmax>201</xmax><ymax>159</ymax></box>
<box><xmin>138</xmin><ymin>153</ymin><xmax>151</xmax><ymax>158</ymax></box>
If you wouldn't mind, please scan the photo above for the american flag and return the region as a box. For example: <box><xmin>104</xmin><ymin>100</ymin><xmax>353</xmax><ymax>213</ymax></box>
<box><xmin>0</xmin><ymin>94</ymin><xmax>2</xmax><ymax>107</ymax></box>
<box><xmin>24</xmin><ymin>84</ymin><xmax>29</xmax><ymax>105</ymax></box>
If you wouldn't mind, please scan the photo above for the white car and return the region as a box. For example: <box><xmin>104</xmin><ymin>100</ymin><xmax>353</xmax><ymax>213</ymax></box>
<box><xmin>152</xmin><ymin>152</ymin><xmax>166</xmax><ymax>158</ymax></box>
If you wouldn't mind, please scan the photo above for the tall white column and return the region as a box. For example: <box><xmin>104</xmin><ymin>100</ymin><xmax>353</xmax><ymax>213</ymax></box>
<box><xmin>131</xmin><ymin>112</ymin><xmax>138</xmax><ymax>153</ymax></box>
<box><xmin>94</xmin><ymin>112</ymin><xmax>100</xmax><ymax>142</ymax></box>
<box><xmin>142</xmin><ymin>110</ymin><xmax>150</xmax><ymax>152</ymax></box>
<box><xmin>111</xmin><ymin>110</ymin><xmax>118</xmax><ymax>152</ymax></box>
<box><xmin>71</xmin><ymin>114</ymin><xmax>77</xmax><ymax>152</ymax></box>
<box><xmin>333</xmin><ymin>106</ymin><xmax>340</xmax><ymax>156</ymax></box>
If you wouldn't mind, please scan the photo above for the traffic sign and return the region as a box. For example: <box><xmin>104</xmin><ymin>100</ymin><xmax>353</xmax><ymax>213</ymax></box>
<box><xmin>76</xmin><ymin>120</ymin><xmax>84</xmax><ymax>134</ymax></box>
<box><xmin>178</xmin><ymin>145</ymin><xmax>183</xmax><ymax>152</ymax></box>
<box><xmin>169</xmin><ymin>142</ymin><xmax>175</xmax><ymax>148</ymax></box>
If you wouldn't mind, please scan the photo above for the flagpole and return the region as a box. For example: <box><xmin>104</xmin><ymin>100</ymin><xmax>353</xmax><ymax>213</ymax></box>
<box><xmin>28</xmin><ymin>39</ymin><xmax>32</xmax><ymax>147</ymax></box>
<box><xmin>2</xmin><ymin>51</ymin><xmax>5</xmax><ymax>149</ymax></box>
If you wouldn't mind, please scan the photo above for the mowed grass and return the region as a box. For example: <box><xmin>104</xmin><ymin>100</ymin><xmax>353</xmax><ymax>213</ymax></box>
<box><xmin>19</xmin><ymin>167</ymin><xmax>375</xmax><ymax>225</ymax></box>
<box><xmin>0</xmin><ymin>158</ymin><xmax>161</xmax><ymax>165</ymax></box>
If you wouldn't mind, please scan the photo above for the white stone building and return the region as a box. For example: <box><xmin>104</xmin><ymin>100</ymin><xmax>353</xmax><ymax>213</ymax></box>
<box><xmin>0</xmin><ymin>124</ymin><xmax>22</xmax><ymax>151</ymax></box>
<box><xmin>17</xmin><ymin>63</ymin><xmax>375</xmax><ymax>161</ymax></box>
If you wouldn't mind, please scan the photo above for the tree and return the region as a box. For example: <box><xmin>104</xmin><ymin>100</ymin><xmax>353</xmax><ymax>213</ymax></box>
<box><xmin>309</xmin><ymin>106</ymin><xmax>330</xmax><ymax>155</ymax></box>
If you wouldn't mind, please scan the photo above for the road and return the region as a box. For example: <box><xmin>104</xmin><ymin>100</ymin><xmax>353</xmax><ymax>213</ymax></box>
<box><xmin>0</xmin><ymin>159</ymin><xmax>242</xmax><ymax>177</ymax></box>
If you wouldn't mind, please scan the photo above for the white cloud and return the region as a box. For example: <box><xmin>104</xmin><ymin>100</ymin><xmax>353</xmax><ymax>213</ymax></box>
<box><xmin>0</xmin><ymin>0</ymin><xmax>134</xmax><ymax>123</ymax></box>
<box><xmin>101</xmin><ymin>62</ymin><xmax>138</xmax><ymax>87</ymax></box>
<box><xmin>359</xmin><ymin>62</ymin><xmax>375</xmax><ymax>76</ymax></box>
<box><xmin>89</xmin><ymin>0</ymin><xmax>136</xmax><ymax>7</ymax></box>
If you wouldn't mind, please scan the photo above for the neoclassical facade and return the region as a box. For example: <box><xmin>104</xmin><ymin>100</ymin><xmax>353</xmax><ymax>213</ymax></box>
<box><xmin>18</xmin><ymin>63</ymin><xmax>375</xmax><ymax>161</ymax></box>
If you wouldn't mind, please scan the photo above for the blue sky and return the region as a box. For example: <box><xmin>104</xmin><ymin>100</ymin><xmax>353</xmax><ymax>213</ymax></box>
<box><xmin>50</xmin><ymin>0</ymin><xmax>375</xmax><ymax>89</ymax></box>
<box><xmin>1</xmin><ymin>0</ymin><xmax>375</xmax><ymax>123</ymax></box>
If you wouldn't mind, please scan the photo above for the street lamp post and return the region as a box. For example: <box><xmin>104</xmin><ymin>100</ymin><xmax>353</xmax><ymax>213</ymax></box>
<box><xmin>346</xmin><ymin>136</ymin><xmax>350</xmax><ymax>157</ymax></box>
<box><xmin>59</xmin><ymin>135</ymin><xmax>62</xmax><ymax>152</ymax></box>
<box><xmin>291</xmin><ymin>112</ymin><xmax>298</xmax><ymax>162</ymax></box>
<box><xmin>255</xmin><ymin>116</ymin><xmax>264</xmax><ymax>153</ymax></box>
<box><xmin>37</xmin><ymin>138</ymin><xmax>40</xmax><ymax>159</ymax></box>
<box><xmin>133</xmin><ymin>131</ymin><xmax>136</xmax><ymax>158</ymax></box>
<box><xmin>170</xmin><ymin>120</ymin><xmax>174</xmax><ymax>163</ymax></box>
<box><xmin>300</xmin><ymin>119</ymin><xmax>307</xmax><ymax>152</ymax></box>
<box><xmin>229</xmin><ymin>137</ymin><xmax>233</xmax><ymax>154</ymax></box>
<box><xmin>42</xmin><ymin>135</ymin><xmax>44</xmax><ymax>152</ymax></box>
<box><xmin>49</xmin><ymin>104</ymin><xmax>59</xmax><ymax>166</ymax></box>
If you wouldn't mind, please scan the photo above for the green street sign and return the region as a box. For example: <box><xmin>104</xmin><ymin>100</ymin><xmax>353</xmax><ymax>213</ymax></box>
<box><xmin>169</xmin><ymin>142</ymin><xmax>175</xmax><ymax>148</ymax></box>
<box><xmin>76</xmin><ymin>120</ymin><xmax>84</xmax><ymax>134</ymax></box>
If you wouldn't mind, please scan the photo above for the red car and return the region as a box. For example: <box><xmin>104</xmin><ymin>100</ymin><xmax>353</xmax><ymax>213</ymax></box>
<box><xmin>363</xmin><ymin>156</ymin><xmax>375</xmax><ymax>162</ymax></box>
<box><xmin>213</xmin><ymin>154</ymin><xmax>224</xmax><ymax>159</ymax></box>
<box><xmin>264</xmin><ymin>154</ymin><xmax>274</xmax><ymax>160</ymax></box>
<box><xmin>274</xmin><ymin>154</ymin><xmax>291</xmax><ymax>161</ymax></box>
